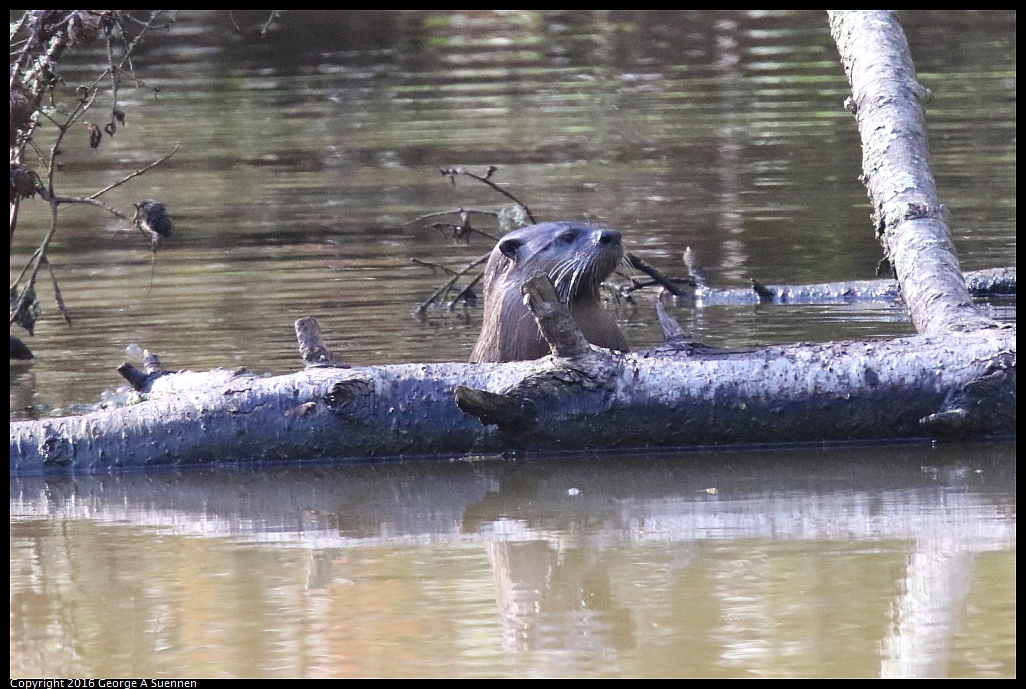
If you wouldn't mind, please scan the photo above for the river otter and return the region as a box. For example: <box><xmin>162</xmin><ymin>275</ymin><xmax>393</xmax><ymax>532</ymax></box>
<box><xmin>470</xmin><ymin>221</ymin><xmax>630</xmax><ymax>363</ymax></box>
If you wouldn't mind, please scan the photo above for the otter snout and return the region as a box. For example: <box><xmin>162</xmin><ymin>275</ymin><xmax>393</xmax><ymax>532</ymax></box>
<box><xmin>597</xmin><ymin>229</ymin><xmax>621</xmax><ymax>247</ymax></box>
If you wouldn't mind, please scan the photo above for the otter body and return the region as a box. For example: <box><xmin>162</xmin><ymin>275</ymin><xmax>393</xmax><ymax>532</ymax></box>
<box><xmin>470</xmin><ymin>221</ymin><xmax>629</xmax><ymax>363</ymax></box>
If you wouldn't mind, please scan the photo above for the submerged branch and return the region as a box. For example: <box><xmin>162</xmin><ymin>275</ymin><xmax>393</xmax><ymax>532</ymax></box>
<box><xmin>415</xmin><ymin>252</ymin><xmax>491</xmax><ymax>315</ymax></box>
<box><xmin>624</xmin><ymin>253</ymin><xmax>693</xmax><ymax>296</ymax></box>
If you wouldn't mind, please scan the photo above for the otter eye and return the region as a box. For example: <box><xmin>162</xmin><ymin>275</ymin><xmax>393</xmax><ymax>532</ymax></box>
<box><xmin>558</xmin><ymin>231</ymin><xmax>575</xmax><ymax>244</ymax></box>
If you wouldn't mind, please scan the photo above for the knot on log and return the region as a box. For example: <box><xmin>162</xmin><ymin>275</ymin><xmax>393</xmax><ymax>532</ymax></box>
<box><xmin>920</xmin><ymin>351</ymin><xmax>1015</xmax><ymax>439</ymax></box>
<box><xmin>874</xmin><ymin>202</ymin><xmax>951</xmax><ymax>239</ymax></box>
<box><xmin>531</xmin><ymin>354</ymin><xmax>621</xmax><ymax>393</ymax></box>
<box><xmin>325</xmin><ymin>377</ymin><xmax>375</xmax><ymax>420</ymax></box>
<box><xmin>39</xmin><ymin>425</ymin><xmax>74</xmax><ymax>467</ymax></box>
<box><xmin>456</xmin><ymin>351</ymin><xmax>621</xmax><ymax>437</ymax></box>
<box><xmin>454</xmin><ymin>386</ymin><xmax>537</xmax><ymax>431</ymax></box>
<box><xmin>879</xmin><ymin>201</ymin><xmax>949</xmax><ymax>231</ymax></box>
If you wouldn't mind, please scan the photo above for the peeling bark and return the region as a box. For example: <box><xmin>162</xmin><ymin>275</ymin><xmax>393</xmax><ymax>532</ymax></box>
<box><xmin>9</xmin><ymin>324</ymin><xmax>1014</xmax><ymax>474</ymax></box>
<box><xmin>668</xmin><ymin>267</ymin><xmax>1015</xmax><ymax>307</ymax></box>
<box><xmin>828</xmin><ymin>10</ymin><xmax>1000</xmax><ymax>335</ymax></box>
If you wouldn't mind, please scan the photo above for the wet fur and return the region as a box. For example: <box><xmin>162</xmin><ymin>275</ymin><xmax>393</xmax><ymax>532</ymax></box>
<box><xmin>470</xmin><ymin>222</ymin><xmax>629</xmax><ymax>363</ymax></box>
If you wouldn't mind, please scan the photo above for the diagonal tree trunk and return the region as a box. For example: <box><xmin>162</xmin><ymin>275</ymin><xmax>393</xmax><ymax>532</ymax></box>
<box><xmin>829</xmin><ymin>10</ymin><xmax>1000</xmax><ymax>336</ymax></box>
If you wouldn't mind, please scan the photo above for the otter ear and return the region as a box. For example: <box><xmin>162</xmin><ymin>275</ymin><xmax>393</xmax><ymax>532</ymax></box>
<box><xmin>498</xmin><ymin>237</ymin><xmax>523</xmax><ymax>261</ymax></box>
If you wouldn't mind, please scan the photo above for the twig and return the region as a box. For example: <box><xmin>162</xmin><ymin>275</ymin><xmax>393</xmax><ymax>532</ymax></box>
<box><xmin>447</xmin><ymin>271</ymin><xmax>485</xmax><ymax>309</ymax></box>
<box><xmin>411</xmin><ymin>258</ymin><xmax>460</xmax><ymax>276</ymax></box>
<box><xmin>52</xmin><ymin>196</ymin><xmax>133</xmax><ymax>221</ymax></box>
<box><xmin>226</xmin><ymin>11</ymin><xmax>283</xmax><ymax>37</ymax></box>
<box><xmin>10</xmin><ymin>195</ymin><xmax>60</xmax><ymax>327</ymax></box>
<box><xmin>261</xmin><ymin>11</ymin><xmax>284</xmax><ymax>36</ymax></box>
<box><xmin>10</xmin><ymin>246</ymin><xmax>41</xmax><ymax>294</ymax></box>
<box><xmin>87</xmin><ymin>143</ymin><xmax>180</xmax><ymax>199</ymax></box>
<box><xmin>415</xmin><ymin>252</ymin><xmax>491</xmax><ymax>315</ymax></box>
<box><xmin>427</xmin><ymin>222</ymin><xmax>499</xmax><ymax>244</ymax></box>
<box><xmin>403</xmin><ymin>207</ymin><xmax>502</xmax><ymax>226</ymax></box>
<box><xmin>439</xmin><ymin>166</ymin><xmax>537</xmax><ymax>224</ymax></box>
<box><xmin>405</xmin><ymin>207</ymin><xmax>501</xmax><ymax>243</ymax></box>
<box><xmin>10</xmin><ymin>200</ymin><xmax>21</xmax><ymax>243</ymax></box>
<box><xmin>624</xmin><ymin>253</ymin><xmax>693</xmax><ymax>296</ymax></box>
<box><xmin>43</xmin><ymin>105</ymin><xmax>74</xmax><ymax>196</ymax></box>
<box><xmin>9</xmin><ymin>11</ymin><xmax>29</xmax><ymax>42</ymax></box>
<box><xmin>105</xmin><ymin>21</ymin><xmax>120</xmax><ymax>113</ymax></box>
<box><xmin>43</xmin><ymin>257</ymin><xmax>71</xmax><ymax>325</ymax></box>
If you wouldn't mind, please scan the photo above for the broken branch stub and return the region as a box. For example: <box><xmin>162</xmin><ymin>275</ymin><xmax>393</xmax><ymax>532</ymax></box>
<box><xmin>521</xmin><ymin>272</ymin><xmax>592</xmax><ymax>358</ymax></box>
<box><xmin>295</xmin><ymin>317</ymin><xmax>347</xmax><ymax>368</ymax></box>
<box><xmin>455</xmin><ymin>273</ymin><xmax>624</xmax><ymax>439</ymax></box>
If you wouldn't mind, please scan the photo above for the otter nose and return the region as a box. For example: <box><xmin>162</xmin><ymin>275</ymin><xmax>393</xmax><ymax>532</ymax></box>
<box><xmin>598</xmin><ymin>229</ymin><xmax>621</xmax><ymax>246</ymax></box>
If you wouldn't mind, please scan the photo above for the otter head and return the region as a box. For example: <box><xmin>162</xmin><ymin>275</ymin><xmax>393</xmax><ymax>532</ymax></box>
<box><xmin>470</xmin><ymin>222</ymin><xmax>629</xmax><ymax>363</ymax></box>
<box><xmin>495</xmin><ymin>222</ymin><xmax>623</xmax><ymax>304</ymax></box>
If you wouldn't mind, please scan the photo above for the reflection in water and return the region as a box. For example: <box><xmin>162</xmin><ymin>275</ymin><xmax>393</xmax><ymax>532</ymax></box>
<box><xmin>881</xmin><ymin>549</ymin><xmax>975</xmax><ymax>679</ymax></box>
<box><xmin>10</xmin><ymin>445</ymin><xmax>1016</xmax><ymax>677</ymax></box>
<box><xmin>487</xmin><ymin>539</ymin><xmax>635</xmax><ymax>655</ymax></box>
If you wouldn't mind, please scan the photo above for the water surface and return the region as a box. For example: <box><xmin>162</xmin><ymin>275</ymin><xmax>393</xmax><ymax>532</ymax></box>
<box><xmin>10</xmin><ymin>444</ymin><xmax>1016</xmax><ymax>678</ymax></box>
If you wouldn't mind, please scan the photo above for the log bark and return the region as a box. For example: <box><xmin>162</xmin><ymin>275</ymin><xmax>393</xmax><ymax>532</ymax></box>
<box><xmin>9</xmin><ymin>324</ymin><xmax>1015</xmax><ymax>474</ymax></box>
<box><xmin>672</xmin><ymin>266</ymin><xmax>1014</xmax><ymax>307</ymax></box>
<box><xmin>828</xmin><ymin>11</ymin><xmax>999</xmax><ymax>336</ymax></box>
<box><xmin>8</xmin><ymin>11</ymin><xmax>1016</xmax><ymax>474</ymax></box>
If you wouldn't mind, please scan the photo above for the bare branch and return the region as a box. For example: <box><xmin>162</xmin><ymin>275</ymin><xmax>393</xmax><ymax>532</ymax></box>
<box><xmin>411</xmin><ymin>258</ymin><xmax>460</xmax><ymax>276</ymax></box>
<box><xmin>87</xmin><ymin>144</ymin><xmax>180</xmax><ymax>200</ymax></box>
<box><xmin>447</xmin><ymin>271</ymin><xmax>485</xmax><ymax>309</ymax></box>
<box><xmin>403</xmin><ymin>207</ymin><xmax>502</xmax><ymax>227</ymax></box>
<box><xmin>439</xmin><ymin>167</ymin><xmax>537</xmax><ymax>224</ymax></box>
<box><xmin>624</xmin><ymin>253</ymin><xmax>693</xmax><ymax>296</ymax></box>
<box><xmin>415</xmin><ymin>252</ymin><xmax>491</xmax><ymax>315</ymax></box>
<box><xmin>10</xmin><ymin>11</ymin><xmax>178</xmax><ymax>336</ymax></box>
<box><xmin>262</xmin><ymin>11</ymin><xmax>285</xmax><ymax>36</ymax></box>
<box><xmin>43</xmin><ymin>256</ymin><xmax>71</xmax><ymax>325</ymax></box>
<box><xmin>52</xmin><ymin>196</ymin><xmax>132</xmax><ymax>221</ymax></box>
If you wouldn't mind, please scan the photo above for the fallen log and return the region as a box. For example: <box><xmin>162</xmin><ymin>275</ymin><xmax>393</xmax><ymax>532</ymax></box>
<box><xmin>9</xmin><ymin>278</ymin><xmax>1015</xmax><ymax>474</ymax></box>
<box><xmin>666</xmin><ymin>266</ymin><xmax>1015</xmax><ymax>307</ymax></box>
